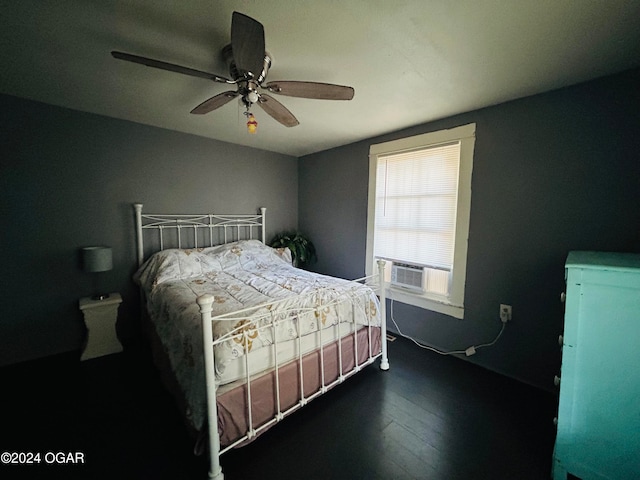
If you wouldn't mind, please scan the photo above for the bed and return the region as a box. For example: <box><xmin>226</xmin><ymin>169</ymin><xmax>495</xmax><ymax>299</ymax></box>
<box><xmin>132</xmin><ymin>204</ymin><xmax>389</xmax><ymax>479</ymax></box>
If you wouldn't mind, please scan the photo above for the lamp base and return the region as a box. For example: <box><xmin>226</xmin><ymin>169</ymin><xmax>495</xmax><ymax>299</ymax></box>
<box><xmin>91</xmin><ymin>293</ymin><xmax>111</xmax><ymax>301</ymax></box>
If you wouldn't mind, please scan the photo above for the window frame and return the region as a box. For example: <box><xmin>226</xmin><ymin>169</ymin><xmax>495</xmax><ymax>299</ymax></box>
<box><xmin>366</xmin><ymin>123</ymin><xmax>476</xmax><ymax>319</ymax></box>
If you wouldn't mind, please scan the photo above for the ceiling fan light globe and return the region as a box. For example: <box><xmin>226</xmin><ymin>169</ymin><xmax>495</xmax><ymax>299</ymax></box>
<box><xmin>246</xmin><ymin>114</ymin><xmax>258</xmax><ymax>134</ymax></box>
<box><xmin>247</xmin><ymin>91</ymin><xmax>259</xmax><ymax>104</ymax></box>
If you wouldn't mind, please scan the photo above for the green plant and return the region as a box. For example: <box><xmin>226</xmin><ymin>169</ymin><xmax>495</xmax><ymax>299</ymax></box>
<box><xmin>269</xmin><ymin>231</ymin><xmax>317</xmax><ymax>269</ymax></box>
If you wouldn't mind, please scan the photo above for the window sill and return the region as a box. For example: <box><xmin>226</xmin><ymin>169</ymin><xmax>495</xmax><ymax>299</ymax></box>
<box><xmin>380</xmin><ymin>285</ymin><xmax>465</xmax><ymax>319</ymax></box>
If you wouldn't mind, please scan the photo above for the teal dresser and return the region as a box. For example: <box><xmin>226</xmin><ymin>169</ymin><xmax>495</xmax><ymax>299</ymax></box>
<box><xmin>552</xmin><ymin>251</ymin><xmax>640</xmax><ymax>480</ymax></box>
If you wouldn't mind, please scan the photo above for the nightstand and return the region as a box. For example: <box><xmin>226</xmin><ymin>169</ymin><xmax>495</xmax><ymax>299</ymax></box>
<box><xmin>79</xmin><ymin>293</ymin><xmax>123</xmax><ymax>360</ymax></box>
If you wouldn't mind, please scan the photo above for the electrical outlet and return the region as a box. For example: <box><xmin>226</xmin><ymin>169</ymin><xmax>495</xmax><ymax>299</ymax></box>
<box><xmin>500</xmin><ymin>304</ymin><xmax>512</xmax><ymax>323</ymax></box>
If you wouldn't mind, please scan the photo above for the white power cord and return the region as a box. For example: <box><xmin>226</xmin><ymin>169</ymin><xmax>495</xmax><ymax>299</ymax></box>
<box><xmin>389</xmin><ymin>299</ymin><xmax>506</xmax><ymax>356</ymax></box>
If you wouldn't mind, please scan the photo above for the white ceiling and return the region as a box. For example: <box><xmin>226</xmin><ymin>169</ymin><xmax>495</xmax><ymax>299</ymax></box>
<box><xmin>2</xmin><ymin>1</ymin><xmax>640</xmax><ymax>157</ymax></box>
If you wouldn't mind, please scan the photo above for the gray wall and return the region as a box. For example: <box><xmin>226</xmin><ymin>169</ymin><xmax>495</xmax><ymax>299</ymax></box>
<box><xmin>0</xmin><ymin>94</ymin><xmax>298</xmax><ymax>366</ymax></box>
<box><xmin>299</xmin><ymin>68</ymin><xmax>640</xmax><ymax>391</ymax></box>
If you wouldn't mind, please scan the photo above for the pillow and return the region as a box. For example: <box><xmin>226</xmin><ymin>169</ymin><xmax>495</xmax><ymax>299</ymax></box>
<box><xmin>200</xmin><ymin>240</ymin><xmax>292</xmax><ymax>269</ymax></box>
<box><xmin>273</xmin><ymin>247</ymin><xmax>293</xmax><ymax>265</ymax></box>
<box><xmin>134</xmin><ymin>248</ymin><xmax>214</xmax><ymax>289</ymax></box>
<box><xmin>134</xmin><ymin>240</ymin><xmax>292</xmax><ymax>290</ymax></box>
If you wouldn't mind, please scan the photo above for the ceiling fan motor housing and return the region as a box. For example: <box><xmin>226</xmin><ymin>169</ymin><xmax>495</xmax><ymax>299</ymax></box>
<box><xmin>222</xmin><ymin>44</ymin><xmax>271</xmax><ymax>106</ymax></box>
<box><xmin>223</xmin><ymin>45</ymin><xmax>271</xmax><ymax>81</ymax></box>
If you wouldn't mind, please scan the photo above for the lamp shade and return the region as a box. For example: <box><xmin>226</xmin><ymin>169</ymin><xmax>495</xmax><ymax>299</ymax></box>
<box><xmin>82</xmin><ymin>246</ymin><xmax>113</xmax><ymax>273</ymax></box>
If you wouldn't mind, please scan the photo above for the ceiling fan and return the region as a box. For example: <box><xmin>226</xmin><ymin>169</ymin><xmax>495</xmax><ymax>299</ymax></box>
<box><xmin>111</xmin><ymin>11</ymin><xmax>354</xmax><ymax>128</ymax></box>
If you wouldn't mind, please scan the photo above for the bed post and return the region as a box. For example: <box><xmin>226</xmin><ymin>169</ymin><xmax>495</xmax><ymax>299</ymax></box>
<box><xmin>198</xmin><ymin>294</ymin><xmax>223</xmax><ymax>480</ymax></box>
<box><xmin>377</xmin><ymin>259</ymin><xmax>390</xmax><ymax>371</ymax></box>
<box><xmin>134</xmin><ymin>203</ymin><xmax>144</xmax><ymax>267</ymax></box>
<box><xmin>260</xmin><ymin>207</ymin><xmax>266</xmax><ymax>244</ymax></box>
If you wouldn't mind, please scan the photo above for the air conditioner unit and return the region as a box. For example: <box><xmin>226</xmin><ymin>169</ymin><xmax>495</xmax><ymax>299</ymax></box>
<box><xmin>391</xmin><ymin>262</ymin><xmax>424</xmax><ymax>291</ymax></box>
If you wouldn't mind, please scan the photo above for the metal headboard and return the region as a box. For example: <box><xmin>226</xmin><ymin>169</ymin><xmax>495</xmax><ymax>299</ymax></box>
<box><xmin>134</xmin><ymin>203</ymin><xmax>266</xmax><ymax>266</ymax></box>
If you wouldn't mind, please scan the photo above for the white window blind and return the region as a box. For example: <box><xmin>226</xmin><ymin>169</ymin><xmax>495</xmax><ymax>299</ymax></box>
<box><xmin>374</xmin><ymin>141</ymin><xmax>461</xmax><ymax>271</ymax></box>
<box><xmin>367</xmin><ymin>123</ymin><xmax>475</xmax><ymax>318</ymax></box>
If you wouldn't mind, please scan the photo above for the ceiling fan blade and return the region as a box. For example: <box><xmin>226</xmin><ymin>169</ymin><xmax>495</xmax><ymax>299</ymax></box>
<box><xmin>257</xmin><ymin>94</ymin><xmax>299</xmax><ymax>127</ymax></box>
<box><xmin>111</xmin><ymin>51</ymin><xmax>232</xmax><ymax>83</ymax></box>
<box><xmin>190</xmin><ymin>91</ymin><xmax>239</xmax><ymax>114</ymax></box>
<box><xmin>263</xmin><ymin>81</ymin><xmax>355</xmax><ymax>100</ymax></box>
<box><xmin>231</xmin><ymin>12</ymin><xmax>265</xmax><ymax>79</ymax></box>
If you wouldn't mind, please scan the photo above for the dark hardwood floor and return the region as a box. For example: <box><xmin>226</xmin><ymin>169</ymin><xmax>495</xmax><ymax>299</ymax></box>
<box><xmin>1</xmin><ymin>336</ymin><xmax>558</xmax><ymax>479</ymax></box>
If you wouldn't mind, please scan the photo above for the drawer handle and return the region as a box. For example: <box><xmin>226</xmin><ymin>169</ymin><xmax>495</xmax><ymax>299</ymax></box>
<box><xmin>560</xmin><ymin>292</ymin><xmax>566</xmax><ymax>303</ymax></box>
<box><xmin>554</xmin><ymin>375</ymin><xmax>561</xmax><ymax>386</ymax></box>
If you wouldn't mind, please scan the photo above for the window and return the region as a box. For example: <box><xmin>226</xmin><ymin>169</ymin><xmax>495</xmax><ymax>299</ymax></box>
<box><xmin>366</xmin><ymin>123</ymin><xmax>475</xmax><ymax>319</ymax></box>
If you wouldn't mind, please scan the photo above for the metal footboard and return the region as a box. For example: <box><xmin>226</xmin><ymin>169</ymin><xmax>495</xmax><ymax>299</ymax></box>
<box><xmin>198</xmin><ymin>260</ymin><xmax>388</xmax><ymax>480</ymax></box>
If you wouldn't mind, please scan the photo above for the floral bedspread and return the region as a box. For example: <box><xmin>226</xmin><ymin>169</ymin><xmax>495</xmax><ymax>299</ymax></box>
<box><xmin>134</xmin><ymin>239</ymin><xmax>381</xmax><ymax>432</ymax></box>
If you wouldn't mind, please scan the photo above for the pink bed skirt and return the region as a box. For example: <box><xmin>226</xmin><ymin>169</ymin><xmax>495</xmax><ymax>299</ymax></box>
<box><xmin>143</xmin><ymin>313</ymin><xmax>381</xmax><ymax>451</ymax></box>
<box><xmin>217</xmin><ymin>326</ymin><xmax>382</xmax><ymax>448</ymax></box>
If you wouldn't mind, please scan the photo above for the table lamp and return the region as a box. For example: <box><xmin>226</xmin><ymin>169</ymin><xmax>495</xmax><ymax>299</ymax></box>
<box><xmin>82</xmin><ymin>246</ymin><xmax>112</xmax><ymax>300</ymax></box>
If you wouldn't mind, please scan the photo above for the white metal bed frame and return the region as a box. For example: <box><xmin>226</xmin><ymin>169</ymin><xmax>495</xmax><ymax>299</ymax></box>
<box><xmin>133</xmin><ymin>203</ymin><xmax>389</xmax><ymax>480</ymax></box>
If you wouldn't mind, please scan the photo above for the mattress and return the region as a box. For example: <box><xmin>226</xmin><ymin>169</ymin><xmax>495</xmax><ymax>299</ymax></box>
<box><xmin>217</xmin><ymin>321</ymin><xmax>355</xmax><ymax>385</ymax></box>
